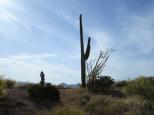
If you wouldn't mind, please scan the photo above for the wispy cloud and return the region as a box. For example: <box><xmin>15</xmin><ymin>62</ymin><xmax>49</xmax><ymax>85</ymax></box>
<box><xmin>11</xmin><ymin>53</ymin><xmax>58</xmax><ymax>61</ymax></box>
<box><xmin>62</xmin><ymin>12</ymin><xmax>79</xmax><ymax>29</ymax></box>
<box><xmin>85</xmin><ymin>5</ymin><xmax>154</xmax><ymax>80</ymax></box>
<box><xmin>0</xmin><ymin>10</ymin><xmax>32</xmax><ymax>32</ymax></box>
<box><xmin>123</xmin><ymin>14</ymin><xmax>154</xmax><ymax>54</ymax></box>
<box><xmin>115</xmin><ymin>4</ymin><xmax>154</xmax><ymax>55</ymax></box>
<box><xmin>106</xmin><ymin>54</ymin><xmax>154</xmax><ymax>80</ymax></box>
<box><xmin>0</xmin><ymin>53</ymin><xmax>80</xmax><ymax>84</ymax></box>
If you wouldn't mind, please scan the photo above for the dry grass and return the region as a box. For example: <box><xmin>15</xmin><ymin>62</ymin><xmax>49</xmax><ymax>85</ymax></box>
<box><xmin>57</xmin><ymin>88</ymin><xmax>152</xmax><ymax>115</ymax></box>
<box><xmin>0</xmin><ymin>86</ymin><xmax>153</xmax><ymax>115</ymax></box>
<box><xmin>85</xmin><ymin>95</ymin><xmax>145</xmax><ymax>115</ymax></box>
<box><xmin>7</xmin><ymin>87</ymin><xmax>29</xmax><ymax>98</ymax></box>
<box><xmin>60</xmin><ymin>88</ymin><xmax>90</xmax><ymax>107</ymax></box>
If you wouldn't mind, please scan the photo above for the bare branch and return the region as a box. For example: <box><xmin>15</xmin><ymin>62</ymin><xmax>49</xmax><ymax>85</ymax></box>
<box><xmin>87</xmin><ymin>48</ymin><xmax>113</xmax><ymax>84</ymax></box>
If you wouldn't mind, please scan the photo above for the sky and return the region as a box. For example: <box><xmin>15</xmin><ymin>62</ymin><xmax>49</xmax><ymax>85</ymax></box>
<box><xmin>0</xmin><ymin>0</ymin><xmax>154</xmax><ymax>84</ymax></box>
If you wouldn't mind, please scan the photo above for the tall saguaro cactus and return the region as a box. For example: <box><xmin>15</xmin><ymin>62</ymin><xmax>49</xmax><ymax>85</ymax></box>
<box><xmin>80</xmin><ymin>14</ymin><xmax>91</xmax><ymax>88</ymax></box>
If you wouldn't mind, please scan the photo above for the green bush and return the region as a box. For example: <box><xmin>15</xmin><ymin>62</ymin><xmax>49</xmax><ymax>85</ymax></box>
<box><xmin>0</xmin><ymin>76</ymin><xmax>6</xmax><ymax>96</ymax></box>
<box><xmin>28</xmin><ymin>83</ymin><xmax>60</xmax><ymax>102</ymax></box>
<box><xmin>87</xmin><ymin>76</ymin><xmax>114</xmax><ymax>92</ymax></box>
<box><xmin>123</xmin><ymin>76</ymin><xmax>154</xmax><ymax>101</ymax></box>
<box><xmin>6</xmin><ymin>79</ymin><xmax>16</xmax><ymax>89</ymax></box>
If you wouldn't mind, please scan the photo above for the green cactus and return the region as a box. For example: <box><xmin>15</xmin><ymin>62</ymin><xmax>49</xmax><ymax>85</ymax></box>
<box><xmin>40</xmin><ymin>71</ymin><xmax>45</xmax><ymax>87</ymax></box>
<box><xmin>79</xmin><ymin>14</ymin><xmax>91</xmax><ymax>88</ymax></box>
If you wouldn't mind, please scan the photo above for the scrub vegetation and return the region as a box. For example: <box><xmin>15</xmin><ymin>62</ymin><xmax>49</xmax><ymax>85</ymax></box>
<box><xmin>0</xmin><ymin>74</ymin><xmax>154</xmax><ymax>115</ymax></box>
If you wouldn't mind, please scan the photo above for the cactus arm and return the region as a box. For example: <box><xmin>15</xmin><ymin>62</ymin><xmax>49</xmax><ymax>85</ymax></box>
<box><xmin>84</xmin><ymin>37</ymin><xmax>91</xmax><ymax>60</ymax></box>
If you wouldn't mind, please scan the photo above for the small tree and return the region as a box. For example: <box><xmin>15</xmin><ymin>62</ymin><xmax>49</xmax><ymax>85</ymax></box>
<box><xmin>87</xmin><ymin>49</ymin><xmax>114</xmax><ymax>90</ymax></box>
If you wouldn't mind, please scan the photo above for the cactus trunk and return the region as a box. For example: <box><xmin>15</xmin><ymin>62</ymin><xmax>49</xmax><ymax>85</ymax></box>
<box><xmin>80</xmin><ymin>14</ymin><xmax>86</xmax><ymax>87</ymax></box>
<box><xmin>79</xmin><ymin>14</ymin><xmax>91</xmax><ymax>88</ymax></box>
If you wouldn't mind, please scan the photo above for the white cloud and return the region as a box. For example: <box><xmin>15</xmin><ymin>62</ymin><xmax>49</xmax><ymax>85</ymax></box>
<box><xmin>91</xmin><ymin>31</ymin><xmax>114</xmax><ymax>49</ymax></box>
<box><xmin>86</xmin><ymin>29</ymin><xmax>115</xmax><ymax>61</ymax></box>
<box><xmin>0</xmin><ymin>53</ymin><xmax>80</xmax><ymax>84</ymax></box>
<box><xmin>104</xmin><ymin>54</ymin><xmax>154</xmax><ymax>80</ymax></box>
<box><xmin>63</xmin><ymin>13</ymin><xmax>79</xmax><ymax>29</ymax></box>
<box><xmin>0</xmin><ymin>10</ymin><xmax>32</xmax><ymax>32</ymax></box>
<box><xmin>11</xmin><ymin>53</ymin><xmax>58</xmax><ymax>61</ymax></box>
<box><xmin>0</xmin><ymin>0</ymin><xmax>10</xmax><ymax>5</ymax></box>
<box><xmin>85</xmin><ymin>17</ymin><xmax>154</xmax><ymax>80</ymax></box>
<box><xmin>121</xmin><ymin>10</ymin><xmax>154</xmax><ymax>55</ymax></box>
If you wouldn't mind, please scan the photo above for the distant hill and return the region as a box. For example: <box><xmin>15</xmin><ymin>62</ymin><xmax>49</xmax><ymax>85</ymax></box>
<box><xmin>16</xmin><ymin>81</ymin><xmax>80</xmax><ymax>89</ymax></box>
<box><xmin>58</xmin><ymin>83</ymin><xmax>80</xmax><ymax>88</ymax></box>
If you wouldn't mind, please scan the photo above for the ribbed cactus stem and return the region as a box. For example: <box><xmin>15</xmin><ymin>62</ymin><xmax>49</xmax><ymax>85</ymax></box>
<box><xmin>80</xmin><ymin>14</ymin><xmax>91</xmax><ymax>88</ymax></box>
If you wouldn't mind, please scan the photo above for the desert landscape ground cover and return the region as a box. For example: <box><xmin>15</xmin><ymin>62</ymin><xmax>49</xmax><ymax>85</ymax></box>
<box><xmin>0</xmin><ymin>76</ymin><xmax>154</xmax><ymax>115</ymax></box>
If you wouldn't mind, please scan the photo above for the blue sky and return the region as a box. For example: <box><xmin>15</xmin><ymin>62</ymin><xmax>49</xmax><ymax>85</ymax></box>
<box><xmin>0</xmin><ymin>0</ymin><xmax>154</xmax><ymax>84</ymax></box>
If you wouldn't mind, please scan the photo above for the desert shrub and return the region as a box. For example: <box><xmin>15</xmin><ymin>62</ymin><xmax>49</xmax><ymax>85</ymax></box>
<box><xmin>28</xmin><ymin>83</ymin><xmax>60</xmax><ymax>102</ymax></box>
<box><xmin>123</xmin><ymin>76</ymin><xmax>154</xmax><ymax>101</ymax></box>
<box><xmin>143</xmin><ymin>100</ymin><xmax>154</xmax><ymax>114</ymax></box>
<box><xmin>115</xmin><ymin>80</ymin><xmax>128</xmax><ymax>87</ymax></box>
<box><xmin>85</xmin><ymin>96</ymin><xmax>144</xmax><ymax>115</ymax></box>
<box><xmin>18</xmin><ymin>82</ymin><xmax>34</xmax><ymax>89</ymax></box>
<box><xmin>6</xmin><ymin>79</ymin><xmax>16</xmax><ymax>89</ymax></box>
<box><xmin>0</xmin><ymin>76</ymin><xmax>6</xmax><ymax>96</ymax></box>
<box><xmin>0</xmin><ymin>96</ymin><xmax>36</xmax><ymax>115</ymax></box>
<box><xmin>56</xmin><ymin>85</ymin><xmax>65</xmax><ymax>89</ymax></box>
<box><xmin>80</xmin><ymin>94</ymin><xmax>91</xmax><ymax>105</ymax></box>
<box><xmin>87</xmin><ymin>76</ymin><xmax>114</xmax><ymax>92</ymax></box>
<box><xmin>50</xmin><ymin>107</ymin><xmax>85</xmax><ymax>115</ymax></box>
<box><xmin>123</xmin><ymin>76</ymin><xmax>154</xmax><ymax>113</ymax></box>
